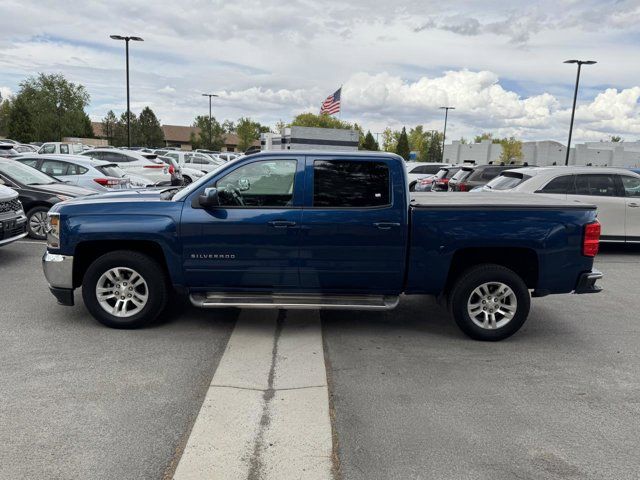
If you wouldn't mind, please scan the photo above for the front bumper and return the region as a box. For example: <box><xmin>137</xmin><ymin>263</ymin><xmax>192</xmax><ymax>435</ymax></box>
<box><xmin>0</xmin><ymin>213</ymin><xmax>27</xmax><ymax>246</ymax></box>
<box><xmin>42</xmin><ymin>252</ymin><xmax>74</xmax><ymax>306</ymax></box>
<box><xmin>574</xmin><ymin>269</ymin><xmax>603</xmax><ymax>294</ymax></box>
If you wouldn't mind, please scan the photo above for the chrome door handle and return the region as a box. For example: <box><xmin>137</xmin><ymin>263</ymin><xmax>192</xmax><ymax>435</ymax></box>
<box><xmin>268</xmin><ymin>220</ymin><xmax>297</xmax><ymax>228</ymax></box>
<box><xmin>373</xmin><ymin>222</ymin><xmax>401</xmax><ymax>230</ymax></box>
<box><xmin>629</xmin><ymin>202</ymin><xmax>639</xmax><ymax>208</ymax></box>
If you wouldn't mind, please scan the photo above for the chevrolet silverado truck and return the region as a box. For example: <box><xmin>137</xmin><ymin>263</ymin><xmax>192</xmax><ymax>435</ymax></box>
<box><xmin>42</xmin><ymin>152</ymin><xmax>603</xmax><ymax>341</ymax></box>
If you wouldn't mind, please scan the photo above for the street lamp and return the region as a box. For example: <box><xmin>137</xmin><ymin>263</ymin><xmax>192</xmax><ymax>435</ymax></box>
<box><xmin>202</xmin><ymin>93</ymin><xmax>219</xmax><ymax>149</ymax></box>
<box><xmin>439</xmin><ymin>106</ymin><xmax>455</xmax><ymax>161</ymax></box>
<box><xmin>110</xmin><ymin>35</ymin><xmax>144</xmax><ymax>148</ymax></box>
<box><xmin>563</xmin><ymin>59</ymin><xmax>597</xmax><ymax>165</ymax></box>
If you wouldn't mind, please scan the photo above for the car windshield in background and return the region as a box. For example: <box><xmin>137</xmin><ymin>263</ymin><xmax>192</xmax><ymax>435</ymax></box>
<box><xmin>0</xmin><ymin>161</ymin><xmax>58</xmax><ymax>185</ymax></box>
<box><xmin>96</xmin><ymin>164</ymin><xmax>127</xmax><ymax>178</ymax></box>
<box><xmin>486</xmin><ymin>172</ymin><xmax>530</xmax><ymax>190</ymax></box>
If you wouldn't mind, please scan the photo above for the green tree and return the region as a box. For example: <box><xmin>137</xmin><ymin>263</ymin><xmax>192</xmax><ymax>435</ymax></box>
<box><xmin>192</xmin><ymin>115</ymin><xmax>224</xmax><ymax>150</ymax></box>
<box><xmin>382</xmin><ymin>128</ymin><xmax>397</xmax><ymax>152</ymax></box>
<box><xmin>290</xmin><ymin>112</ymin><xmax>353</xmax><ymax>129</ymax></box>
<box><xmin>396</xmin><ymin>127</ymin><xmax>410</xmax><ymax>161</ymax></box>
<box><xmin>0</xmin><ymin>98</ymin><xmax>13</xmax><ymax>137</ymax></box>
<box><xmin>426</xmin><ymin>132</ymin><xmax>443</xmax><ymax>162</ymax></box>
<box><xmin>498</xmin><ymin>137</ymin><xmax>524</xmax><ymax>164</ymax></box>
<box><xmin>222</xmin><ymin>120</ymin><xmax>235</xmax><ymax>133</ymax></box>
<box><xmin>474</xmin><ymin>132</ymin><xmax>494</xmax><ymax>143</ymax></box>
<box><xmin>101</xmin><ymin>110</ymin><xmax>117</xmax><ymax>145</ymax></box>
<box><xmin>610</xmin><ymin>135</ymin><xmax>623</xmax><ymax>142</ymax></box>
<box><xmin>361</xmin><ymin>130</ymin><xmax>379</xmax><ymax>151</ymax></box>
<box><xmin>7</xmin><ymin>96</ymin><xmax>35</xmax><ymax>143</ymax></box>
<box><xmin>14</xmin><ymin>73</ymin><xmax>90</xmax><ymax>141</ymax></box>
<box><xmin>274</xmin><ymin>120</ymin><xmax>286</xmax><ymax>133</ymax></box>
<box><xmin>236</xmin><ymin>117</ymin><xmax>263</xmax><ymax>152</ymax></box>
<box><xmin>138</xmin><ymin>106</ymin><xmax>164</xmax><ymax>147</ymax></box>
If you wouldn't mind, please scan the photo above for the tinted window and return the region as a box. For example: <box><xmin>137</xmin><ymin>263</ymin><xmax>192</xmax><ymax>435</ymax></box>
<box><xmin>486</xmin><ymin>172</ymin><xmax>529</xmax><ymax>191</ymax></box>
<box><xmin>216</xmin><ymin>159</ymin><xmax>297</xmax><ymax>207</ymax></box>
<box><xmin>60</xmin><ymin>144</ymin><xmax>69</xmax><ymax>154</ymax></box>
<box><xmin>620</xmin><ymin>176</ymin><xmax>640</xmax><ymax>197</ymax></box>
<box><xmin>573</xmin><ymin>174</ymin><xmax>616</xmax><ymax>197</ymax></box>
<box><xmin>443</xmin><ymin>168</ymin><xmax>460</xmax><ymax>179</ymax></box>
<box><xmin>451</xmin><ymin>169</ymin><xmax>473</xmax><ymax>181</ymax></box>
<box><xmin>96</xmin><ymin>164</ymin><xmax>127</xmax><ymax>178</ymax></box>
<box><xmin>313</xmin><ymin>160</ymin><xmax>390</xmax><ymax>208</ymax></box>
<box><xmin>540</xmin><ymin>175</ymin><xmax>573</xmax><ymax>194</ymax></box>
<box><xmin>105</xmin><ymin>152</ymin><xmax>129</xmax><ymax>162</ymax></box>
<box><xmin>409</xmin><ymin>165</ymin><xmax>442</xmax><ymax>175</ymax></box>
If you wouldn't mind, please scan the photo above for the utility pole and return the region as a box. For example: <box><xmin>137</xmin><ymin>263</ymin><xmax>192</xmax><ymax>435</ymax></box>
<box><xmin>110</xmin><ymin>35</ymin><xmax>144</xmax><ymax>148</ymax></box>
<box><xmin>439</xmin><ymin>106</ymin><xmax>455</xmax><ymax>162</ymax></box>
<box><xmin>202</xmin><ymin>93</ymin><xmax>219</xmax><ymax>149</ymax></box>
<box><xmin>563</xmin><ymin>59</ymin><xmax>597</xmax><ymax>166</ymax></box>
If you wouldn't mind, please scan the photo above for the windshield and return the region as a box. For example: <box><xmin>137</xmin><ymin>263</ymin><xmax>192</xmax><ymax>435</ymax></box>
<box><xmin>96</xmin><ymin>164</ymin><xmax>127</xmax><ymax>178</ymax></box>
<box><xmin>485</xmin><ymin>172</ymin><xmax>530</xmax><ymax>190</ymax></box>
<box><xmin>0</xmin><ymin>161</ymin><xmax>58</xmax><ymax>185</ymax></box>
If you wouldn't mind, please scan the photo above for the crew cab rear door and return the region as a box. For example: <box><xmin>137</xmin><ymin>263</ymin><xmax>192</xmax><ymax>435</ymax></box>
<box><xmin>180</xmin><ymin>156</ymin><xmax>304</xmax><ymax>289</ymax></box>
<box><xmin>299</xmin><ymin>156</ymin><xmax>408</xmax><ymax>293</ymax></box>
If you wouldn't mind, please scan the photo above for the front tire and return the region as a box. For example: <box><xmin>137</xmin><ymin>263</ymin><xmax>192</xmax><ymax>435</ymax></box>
<box><xmin>82</xmin><ymin>250</ymin><xmax>168</xmax><ymax>329</ymax></box>
<box><xmin>27</xmin><ymin>206</ymin><xmax>50</xmax><ymax>240</ymax></box>
<box><xmin>449</xmin><ymin>264</ymin><xmax>530</xmax><ymax>341</ymax></box>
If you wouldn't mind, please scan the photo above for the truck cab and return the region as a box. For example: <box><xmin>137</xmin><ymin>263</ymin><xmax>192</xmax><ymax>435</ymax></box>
<box><xmin>42</xmin><ymin>151</ymin><xmax>602</xmax><ymax>341</ymax></box>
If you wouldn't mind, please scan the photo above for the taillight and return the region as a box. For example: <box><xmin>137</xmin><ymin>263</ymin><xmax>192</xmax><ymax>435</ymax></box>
<box><xmin>168</xmin><ymin>165</ymin><xmax>175</xmax><ymax>174</ymax></box>
<box><xmin>458</xmin><ymin>183</ymin><xmax>468</xmax><ymax>192</ymax></box>
<box><xmin>419</xmin><ymin>178</ymin><xmax>431</xmax><ymax>185</ymax></box>
<box><xmin>583</xmin><ymin>221</ymin><xmax>601</xmax><ymax>257</ymax></box>
<box><xmin>93</xmin><ymin>178</ymin><xmax>121</xmax><ymax>187</ymax></box>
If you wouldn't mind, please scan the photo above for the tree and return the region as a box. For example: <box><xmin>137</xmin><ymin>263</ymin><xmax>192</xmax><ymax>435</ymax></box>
<box><xmin>382</xmin><ymin>128</ymin><xmax>397</xmax><ymax>152</ymax></box>
<box><xmin>426</xmin><ymin>132</ymin><xmax>443</xmax><ymax>162</ymax></box>
<box><xmin>474</xmin><ymin>132</ymin><xmax>494</xmax><ymax>143</ymax></box>
<box><xmin>101</xmin><ymin>110</ymin><xmax>117</xmax><ymax>145</ymax></box>
<box><xmin>610</xmin><ymin>135</ymin><xmax>623</xmax><ymax>143</ymax></box>
<box><xmin>7</xmin><ymin>96</ymin><xmax>35</xmax><ymax>143</ymax></box>
<box><xmin>12</xmin><ymin>73</ymin><xmax>91</xmax><ymax>141</ymax></box>
<box><xmin>138</xmin><ymin>106</ymin><xmax>164</xmax><ymax>147</ymax></box>
<box><xmin>191</xmin><ymin>115</ymin><xmax>225</xmax><ymax>150</ymax></box>
<box><xmin>236</xmin><ymin>117</ymin><xmax>263</xmax><ymax>152</ymax></box>
<box><xmin>290</xmin><ymin>112</ymin><xmax>353</xmax><ymax>130</ymax></box>
<box><xmin>222</xmin><ymin>120</ymin><xmax>235</xmax><ymax>133</ymax></box>
<box><xmin>0</xmin><ymin>98</ymin><xmax>13</xmax><ymax>137</ymax></box>
<box><xmin>361</xmin><ymin>131</ymin><xmax>379</xmax><ymax>151</ymax></box>
<box><xmin>274</xmin><ymin>120</ymin><xmax>286</xmax><ymax>133</ymax></box>
<box><xmin>498</xmin><ymin>137</ymin><xmax>524</xmax><ymax>164</ymax></box>
<box><xmin>396</xmin><ymin>127</ymin><xmax>410</xmax><ymax>161</ymax></box>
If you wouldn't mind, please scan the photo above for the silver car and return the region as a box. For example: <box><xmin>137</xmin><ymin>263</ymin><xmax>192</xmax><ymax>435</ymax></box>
<box><xmin>15</xmin><ymin>154</ymin><xmax>132</xmax><ymax>192</ymax></box>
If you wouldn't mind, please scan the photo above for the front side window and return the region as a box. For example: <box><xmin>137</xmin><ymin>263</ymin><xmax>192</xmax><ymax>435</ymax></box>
<box><xmin>621</xmin><ymin>176</ymin><xmax>640</xmax><ymax>197</ymax></box>
<box><xmin>215</xmin><ymin>159</ymin><xmax>297</xmax><ymax>207</ymax></box>
<box><xmin>573</xmin><ymin>174</ymin><xmax>616</xmax><ymax>197</ymax></box>
<box><xmin>313</xmin><ymin>160</ymin><xmax>390</xmax><ymax>208</ymax></box>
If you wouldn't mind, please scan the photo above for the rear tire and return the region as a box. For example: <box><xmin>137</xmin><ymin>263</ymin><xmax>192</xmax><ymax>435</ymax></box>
<box><xmin>82</xmin><ymin>250</ymin><xmax>168</xmax><ymax>329</ymax></box>
<box><xmin>449</xmin><ymin>264</ymin><xmax>530</xmax><ymax>341</ymax></box>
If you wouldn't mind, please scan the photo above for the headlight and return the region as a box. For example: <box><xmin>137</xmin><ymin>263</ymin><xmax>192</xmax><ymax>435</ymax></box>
<box><xmin>47</xmin><ymin>213</ymin><xmax>60</xmax><ymax>249</ymax></box>
<box><xmin>56</xmin><ymin>194</ymin><xmax>71</xmax><ymax>201</ymax></box>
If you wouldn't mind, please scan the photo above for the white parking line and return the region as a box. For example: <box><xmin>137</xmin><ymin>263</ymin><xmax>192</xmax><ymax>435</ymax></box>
<box><xmin>173</xmin><ymin>309</ymin><xmax>333</xmax><ymax>480</ymax></box>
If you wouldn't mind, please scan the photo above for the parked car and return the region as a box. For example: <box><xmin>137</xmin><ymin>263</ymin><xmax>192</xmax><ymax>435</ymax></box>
<box><xmin>81</xmin><ymin>149</ymin><xmax>172</xmax><ymax>184</ymax></box>
<box><xmin>215</xmin><ymin>152</ymin><xmax>239</xmax><ymax>162</ymax></box>
<box><xmin>157</xmin><ymin>156</ymin><xmax>205</xmax><ymax>185</ymax></box>
<box><xmin>13</xmin><ymin>144</ymin><xmax>38</xmax><ymax>154</ymax></box>
<box><xmin>42</xmin><ymin>151</ymin><xmax>602</xmax><ymax>341</ymax></box>
<box><xmin>405</xmin><ymin>162</ymin><xmax>452</xmax><ymax>191</ymax></box>
<box><xmin>430</xmin><ymin>167</ymin><xmax>462</xmax><ymax>192</ymax></box>
<box><xmin>0</xmin><ymin>184</ymin><xmax>28</xmax><ymax>246</ymax></box>
<box><xmin>38</xmin><ymin>142</ymin><xmax>85</xmax><ymax>155</ymax></box>
<box><xmin>449</xmin><ymin>164</ymin><xmax>532</xmax><ymax>192</ymax></box>
<box><xmin>0</xmin><ymin>159</ymin><xmax>93</xmax><ymax>239</ymax></box>
<box><xmin>0</xmin><ymin>144</ymin><xmax>18</xmax><ymax>157</ymax></box>
<box><xmin>156</xmin><ymin>156</ymin><xmax>184</xmax><ymax>186</ymax></box>
<box><xmin>163</xmin><ymin>151</ymin><xmax>224</xmax><ymax>174</ymax></box>
<box><xmin>15</xmin><ymin>155</ymin><xmax>132</xmax><ymax>192</ymax></box>
<box><xmin>480</xmin><ymin>166</ymin><xmax>640</xmax><ymax>242</ymax></box>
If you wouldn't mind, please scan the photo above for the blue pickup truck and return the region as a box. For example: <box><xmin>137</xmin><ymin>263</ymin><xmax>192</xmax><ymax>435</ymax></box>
<box><xmin>42</xmin><ymin>151</ymin><xmax>602</xmax><ymax>341</ymax></box>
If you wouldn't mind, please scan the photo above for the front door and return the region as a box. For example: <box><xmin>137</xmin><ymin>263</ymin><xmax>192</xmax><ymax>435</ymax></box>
<box><xmin>298</xmin><ymin>156</ymin><xmax>407</xmax><ymax>293</ymax></box>
<box><xmin>181</xmin><ymin>157</ymin><xmax>304</xmax><ymax>290</ymax></box>
<box><xmin>621</xmin><ymin>175</ymin><xmax>640</xmax><ymax>242</ymax></box>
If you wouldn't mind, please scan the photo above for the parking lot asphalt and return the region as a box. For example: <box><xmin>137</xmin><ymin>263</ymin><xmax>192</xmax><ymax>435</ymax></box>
<box><xmin>323</xmin><ymin>246</ymin><xmax>640</xmax><ymax>480</ymax></box>
<box><xmin>0</xmin><ymin>241</ymin><xmax>236</xmax><ymax>480</ymax></box>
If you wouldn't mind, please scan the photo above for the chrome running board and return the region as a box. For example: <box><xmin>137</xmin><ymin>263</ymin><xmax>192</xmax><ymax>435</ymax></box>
<box><xmin>189</xmin><ymin>292</ymin><xmax>400</xmax><ymax>310</ymax></box>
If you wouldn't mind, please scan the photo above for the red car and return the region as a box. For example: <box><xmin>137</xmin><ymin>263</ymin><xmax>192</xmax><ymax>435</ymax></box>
<box><xmin>431</xmin><ymin>167</ymin><xmax>461</xmax><ymax>192</ymax></box>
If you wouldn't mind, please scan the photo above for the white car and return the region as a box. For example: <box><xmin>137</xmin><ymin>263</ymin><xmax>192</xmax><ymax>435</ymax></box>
<box><xmin>405</xmin><ymin>162</ymin><xmax>452</xmax><ymax>191</ymax></box>
<box><xmin>163</xmin><ymin>151</ymin><xmax>224</xmax><ymax>174</ymax></box>
<box><xmin>81</xmin><ymin>148</ymin><xmax>172</xmax><ymax>184</ymax></box>
<box><xmin>38</xmin><ymin>142</ymin><xmax>85</xmax><ymax>155</ymax></box>
<box><xmin>14</xmin><ymin>144</ymin><xmax>38</xmax><ymax>154</ymax></box>
<box><xmin>480</xmin><ymin>166</ymin><xmax>640</xmax><ymax>243</ymax></box>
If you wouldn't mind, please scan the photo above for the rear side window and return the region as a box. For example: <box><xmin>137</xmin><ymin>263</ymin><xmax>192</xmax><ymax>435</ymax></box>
<box><xmin>451</xmin><ymin>169</ymin><xmax>472</xmax><ymax>181</ymax></box>
<box><xmin>97</xmin><ymin>164</ymin><xmax>126</xmax><ymax>178</ymax></box>
<box><xmin>66</xmin><ymin>164</ymin><xmax>88</xmax><ymax>175</ymax></box>
<box><xmin>313</xmin><ymin>160</ymin><xmax>390</xmax><ymax>208</ymax></box>
<box><xmin>540</xmin><ymin>175</ymin><xmax>573</xmax><ymax>194</ymax></box>
<box><xmin>41</xmin><ymin>160</ymin><xmax>70</xmax><ymax>176</ymax></box>
<box><xmin>60</xmin><ymin>144</ymin><xmax>69</xmax><ymax>154</ymax></box>
<box><xmin>444</xmin><ymin>168</ymin><xmax>460</xmax><ymax>179</ymax></box>
<box><xmin>573</xmin><ymin>174</ymin><xmax>616</xmax><ymax>197</ymax></box>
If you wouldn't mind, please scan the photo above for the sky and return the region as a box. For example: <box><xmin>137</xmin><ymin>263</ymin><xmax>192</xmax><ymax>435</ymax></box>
<box><xmin>1</xmin><ymin>0</ymin><xmax>640</xmax><ymax>144</ymax></box>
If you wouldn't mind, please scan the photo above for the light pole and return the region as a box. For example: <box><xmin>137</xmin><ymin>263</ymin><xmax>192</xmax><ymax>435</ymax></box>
<box><xmin>110</xmin><ymin>35</ymin><xmax>144</xmax><ymax>148</ymax></box>
<box><xmin>439</xmin><ymin>106</ymin><xmax>455</xmax><ymax>161</ymax></box>
<box><xmin>563</xmin><ymin>59</ymin><xmax>596</xmax><ymax>166</ymax></box>
<box><xmin>202</xmin><ymin>93</ymin><xmax>219</xmax><ymax>149</ymax></box>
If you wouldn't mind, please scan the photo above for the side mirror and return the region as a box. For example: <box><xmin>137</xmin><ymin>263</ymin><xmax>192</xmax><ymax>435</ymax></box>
<box><xmin>198</xmin><ymin>187</ymin><xmax>220</xmax><ymax>208</ymax></box>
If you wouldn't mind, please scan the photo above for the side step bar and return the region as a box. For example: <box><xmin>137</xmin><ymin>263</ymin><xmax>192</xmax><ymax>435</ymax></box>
<box><xmin>189</xmin><ymin>292</ymin><xmax>400</xmax><ymax>310</ymax></box>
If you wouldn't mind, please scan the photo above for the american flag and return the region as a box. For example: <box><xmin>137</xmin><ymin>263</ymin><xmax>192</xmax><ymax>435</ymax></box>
<box><xmin>320</xmin><ymin>87</ymin><xmax>341</xmax><ymax>115</ymax></box>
